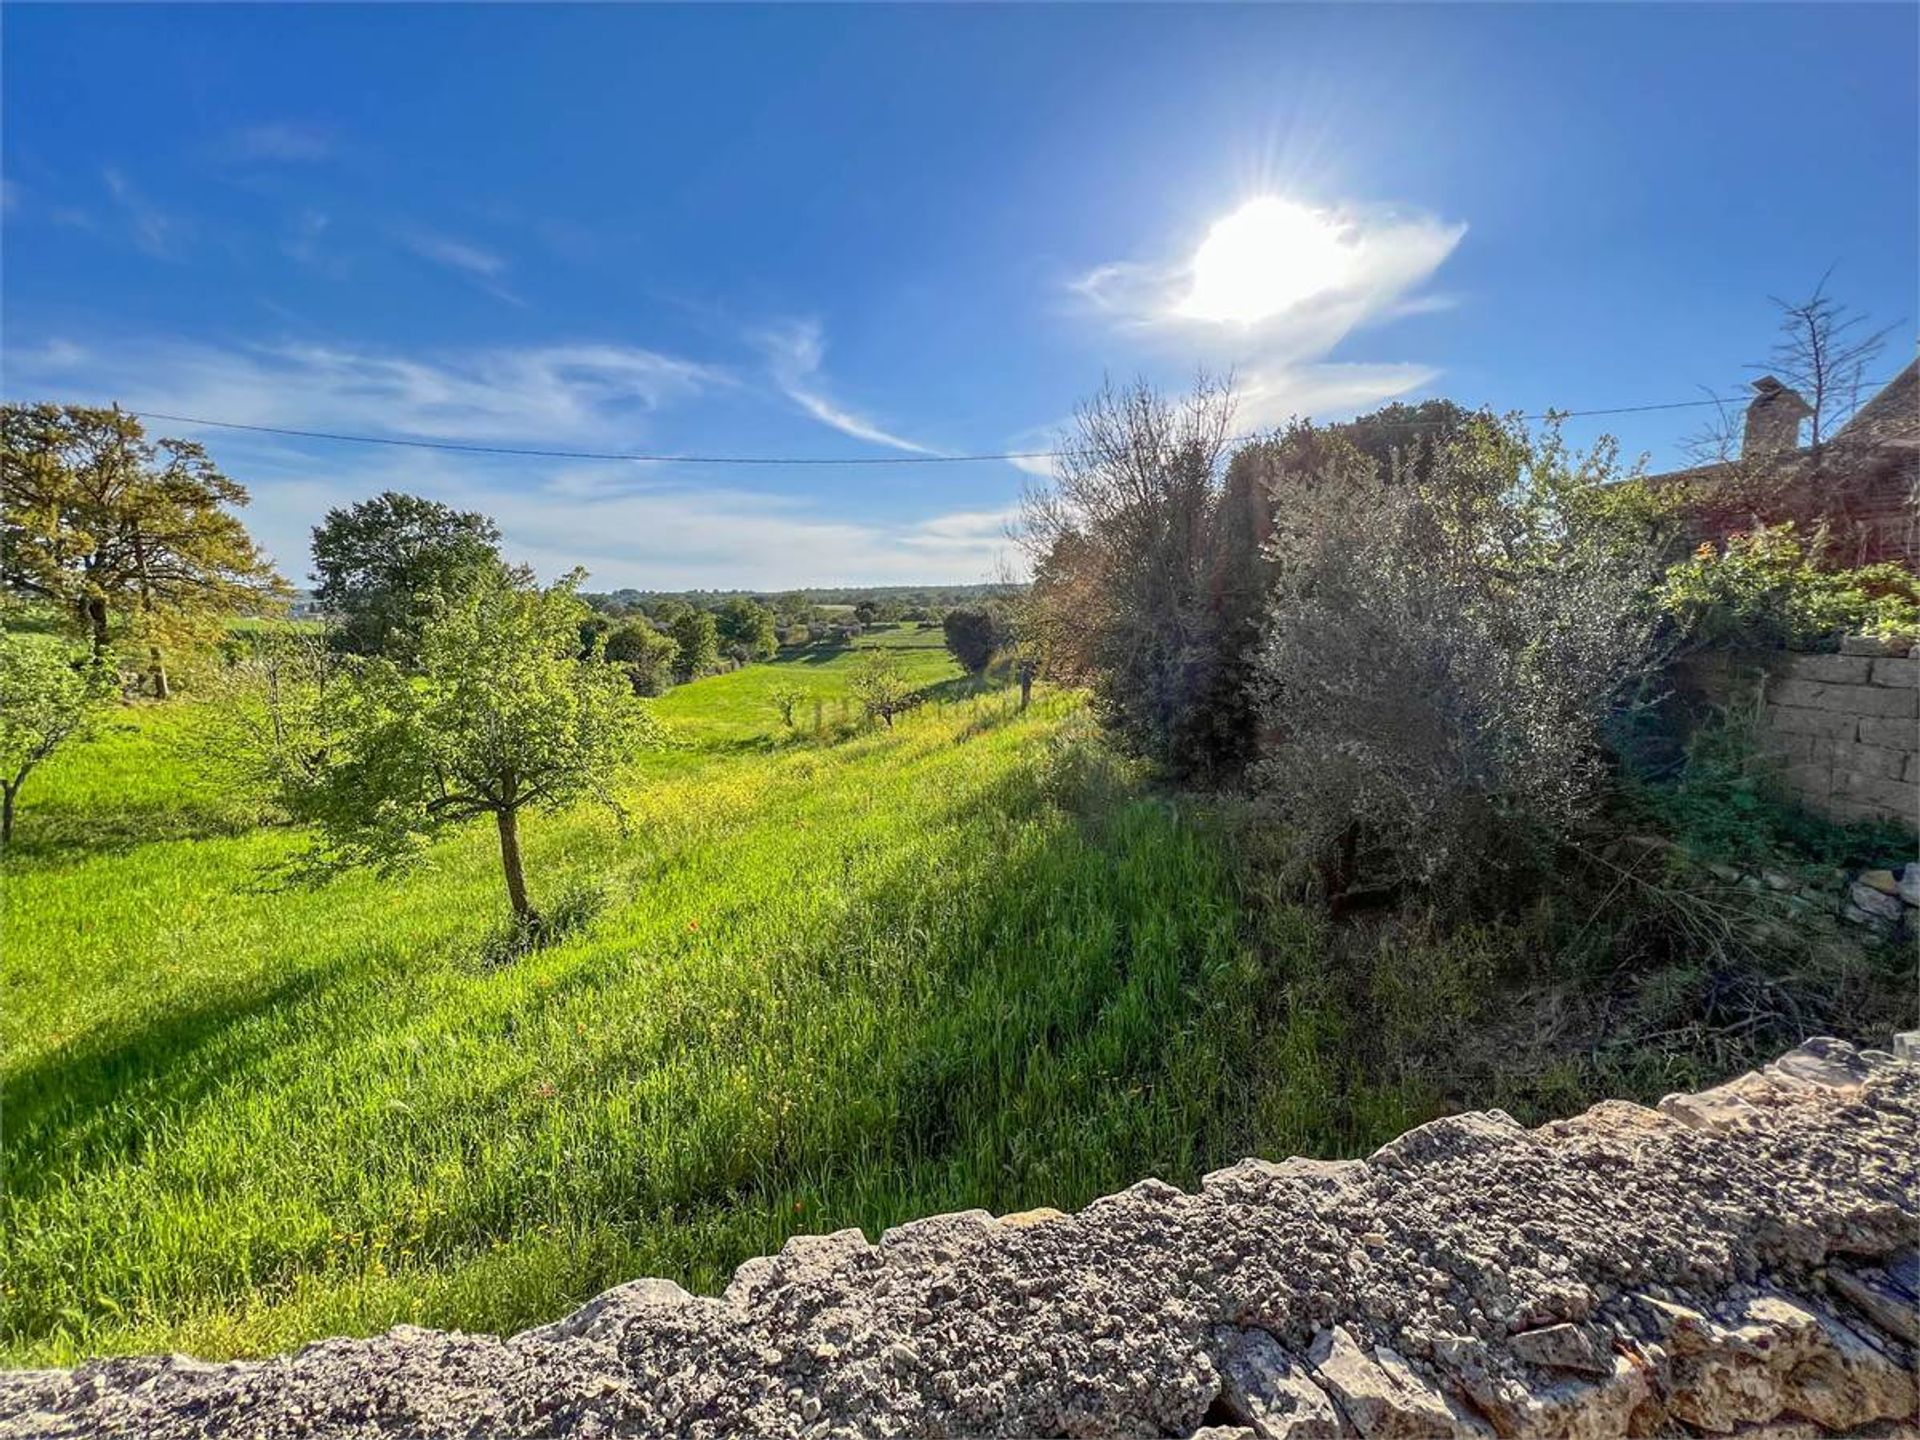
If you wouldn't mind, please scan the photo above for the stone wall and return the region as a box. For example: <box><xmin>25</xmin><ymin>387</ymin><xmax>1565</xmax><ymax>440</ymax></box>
<box><xmin>5</xmin><ymin>1038</ymin><xmax>1916</xmax><ymax>1440</ymax></box>
<box><xmin>1705</xmin><ymin>641</ymin><xmax>1920</xmax><ymax>831</ymax></box>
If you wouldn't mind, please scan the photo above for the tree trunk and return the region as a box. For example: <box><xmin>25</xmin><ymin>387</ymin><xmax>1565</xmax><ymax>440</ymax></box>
<box><xmin>495</xmin><ymin>806</ymin><xmax>534</xmax><ymax>921</ymax></box>
<box><xmin>1019</xmin><ymin>670</ymin><xmax>1033</xmax><ymax>711</ymax></box>
<box><xmin>1</xmin><ymin>783</ymin><xmax>15</xmax><ymax>846</ymax></box>
<box><xmin>149</xmin><ymin>648</ymin><xmax>171</xmax><ymax>700</ymax></box>
<box><xmin>83</xmin><ymin>597</ymin><xmax>110</xmax><ymax>664</ymax></box>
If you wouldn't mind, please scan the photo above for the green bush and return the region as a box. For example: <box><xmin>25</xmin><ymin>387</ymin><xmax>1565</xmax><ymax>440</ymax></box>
<box><xmin>1658</xmin><ymin>523</ymin><xmax>1919</xmax><ymax>652</ymax></box>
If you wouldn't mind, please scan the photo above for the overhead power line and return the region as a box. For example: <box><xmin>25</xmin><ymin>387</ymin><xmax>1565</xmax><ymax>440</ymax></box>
<box><xmin>118</xmin><ymin>382</ymin><xmax>1892</xmax><ymax>468</ymax></box>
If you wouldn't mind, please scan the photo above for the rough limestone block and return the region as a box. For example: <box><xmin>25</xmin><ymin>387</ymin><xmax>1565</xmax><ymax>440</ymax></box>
<box><xmin>1771</xmin><ymin>678</ymin><xmax>1919</xmax><ymax>719</ymax></box>
<box><xmin>1366</xmin><ymin>1110</ymin><xmax>1522</xmax><ymax>1170</ymax></box>
<box><xmin>1215</xmin><ymin>1328</ymin><xmax>1350</xmax><ymax>1439</ymax></box>
<box><xmin>1508</xmin><ymin>1322</ymin><xmax>1614</xmax><ymax>1376</ymax></box>
<box><xmin>1786</xmin><ymin>654</ymin><xmax>1874</xmax><ymax>685</ymax></box>
<box><xmin>517</xmin><ymin>1277</ymin><xmax>694</xmax><ymax>1345</ymax></box>
<box><xmin>1825</xmin><ymin>1262</ymin><xmax>1920</xmax><ymax>1344</ymax></box>
<box><xmin>1857</xmin><ymin>713</ymin><xmax>1918</xmax><ymax>749</ymax></box>
<box><xmin>1765</xmin><ymin>705</ymin><xmax>1861</xmax><ymax>741</ymax></box>
<box><xmin>1833</xmin><ymin>772</ymin><xmax>1919</xmax><ymax>818</ymax></box>
<box><xmin>1869</xmin><ymin>655</ymin><xmax>1920</xmax><ymax>689</ymax></box>
<box><xmin>1663</xmin><ymin>1293</ymin><xmax>1918</xmax><ymax>1435</ymax></box>
<box><xmin>1448</xmin><ymin>1351</ymin><xmax>1651</xmax><ymax>1440</ymax></box>
<box><xmin>1900</xmin><ymin>866</ymin><xmax>1920</xmax><ymax>905</ymax></box>
<box><xmin>1842</xmin><ymin>634</ymin><xmax>1910</xmax><ymax>656</ymax></box>
<box><xmin>1768</xmin><ymin>1037</ymin><xmax>1878</xmax><ymax>1090</ymax></box>
<box><xmin>1308</xmin><ymin>1327</ymin><xmax>1491</xmax><ymax>1438</ymax></box>
<box><xmin>1838</xmin><ymin>745</ymin><xmax>1908</xmax><ymax>781</ymax></box>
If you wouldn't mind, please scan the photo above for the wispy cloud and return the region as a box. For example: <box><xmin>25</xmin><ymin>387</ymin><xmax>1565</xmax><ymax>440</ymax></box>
<box><xmin>400</xmin><ymin>227</ymin><xmax>523</xmax><ymax>305</ymax></box>
<box><xmin>221</xmin><ymin>123</ymin><xmax>333</xmax><ymax>164</ymax></box>
<box><xmin>102</xmin><ymin>166</ymin><xmax>184</xmax><ymax>258</ymax></box>
<box><xmin>6</xmin><ymin>332</ymin><xmax>1010</xmax><ymax>587</ymax></box>
<box><xmin>758</xmin><ymin>319</ymin><xmax>940</xmax><ymax>455</ymax></box>
<box><xmin>7</xmin><ymin>335</ymin><xmax>731</xmax><ymax>446</ymax></box>
<box><xmin>1070</xmin><ymin>195</ymin><xmax>1465</xmax><ymax>429</ymax></box>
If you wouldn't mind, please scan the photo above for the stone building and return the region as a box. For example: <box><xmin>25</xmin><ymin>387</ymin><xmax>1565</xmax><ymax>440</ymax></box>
<box><xmin>1653</xmin><ymin>359</ymin><xmax>1920</xmax><ymax>569</ymax></box>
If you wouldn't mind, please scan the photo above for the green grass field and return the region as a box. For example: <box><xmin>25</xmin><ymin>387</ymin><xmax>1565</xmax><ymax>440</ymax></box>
<box><xmin>2</xmin><ymin>639</ymin><xmax>1392</xmax><ymax>1366</ymax></box>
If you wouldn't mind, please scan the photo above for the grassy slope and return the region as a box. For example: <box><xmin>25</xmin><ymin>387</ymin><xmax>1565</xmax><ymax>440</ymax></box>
<box><xmin>3</xmin><ymin>638</ymin><xmax>1365</xmax><ymax>1365</ymax></box>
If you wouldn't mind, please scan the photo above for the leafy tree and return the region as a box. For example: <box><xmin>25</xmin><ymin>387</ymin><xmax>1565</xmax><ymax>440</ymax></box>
<box><xmin>0</xmin><ymin>630</ymin><xmax>112</xmax><ymax>844</ymax></box>
<box><xmin>941</xmin><ymin>607</ymin><xmax>1007</xmax><ymax>674</ymax></box>
<box><xmin>853</xmin><ymin>600</ymin><xmax>881</xmax><ymax>626</ymax></box>
<box><xmin>848</xmin><ymin>650</ymin><xmax>917</xmax><ymax>728</ymax></box>
<box><xmin>271</xmin><ymin>565</ymin><xmax>654</xmax><ymax>923</ymax></box>
<box><xmin>604</xmin><ymin>620</ymin><xmax>678</xmax><ymax>695</ymax></box>
<box><xmin>1</xmin><ymin>403</ymin><xmax>286</xmax><ymax>695</ymax></box>
<box><xmin>310</xmin><ymin>491</ymin><xmax>502</xmax><ymax>661</ymax></box>
<box><xmin>715</xmin><ymin>596</ymin><xmax>777</xmax><ymax>662</ymax></box>
<box><xmin>670</xmin><ymin>608</ymin><xmax>719</xmax><ymax>682</ymax></box>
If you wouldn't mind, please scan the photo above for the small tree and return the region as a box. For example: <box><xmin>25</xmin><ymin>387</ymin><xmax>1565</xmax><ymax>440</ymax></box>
<box><xmin>670</xmin><ymin>608</ymin><xmax>719</xmax><ymax>682</ymax></box>
<box><xmin>604</xmin><ymin>620</ymin><xmax>677</xmax><ymax>696</ymax></box>
<box><xmin>0</xmin><ymin>631</ymin><xmax>111</xmax><ymax>844</ymax></box>
<box><xmin>848</xmin><ymin>650</ymin><xmax>917</xmax><ymax>728</ymax></box>
<box><xmin>768</xmin><ymin>684</ymin><xmax>804</xmax><ymax>729</ymax></box>
<box><xmin>275</xmin><ymin>565</ymin><xmax>654</xmax><ymax>924</ymax></box>
<box><xmin>941</xmin><ymin>607</ymin><xmax>1007</xmax><ymax>674</ymax></box>
<box><xmin>2</xmin><ymin>403</ymin><xmax>286</xmax><ymax>694</ymax></box>
<box><xmin>310</xmin><ymin>491</ymin><xmax>502</xmax><ymax>661</ymax></box>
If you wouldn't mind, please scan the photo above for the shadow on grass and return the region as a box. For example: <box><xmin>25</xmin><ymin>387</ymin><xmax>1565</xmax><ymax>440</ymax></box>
<box><xmin>5</xmin><ymin>804</ymin><xmax>272</xmax><ymax>866</ymax></box>
<box><xmin>3</xmin><ymin>958</ymin><xmax>354</xmax><ymax>1204</ymax></box>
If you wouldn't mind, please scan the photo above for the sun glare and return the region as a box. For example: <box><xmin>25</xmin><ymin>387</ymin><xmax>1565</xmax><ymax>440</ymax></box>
<box><xmin>1179</xmin><ymin>196</ymin><xmax>1354</xmax><ymax>325</ymax></box>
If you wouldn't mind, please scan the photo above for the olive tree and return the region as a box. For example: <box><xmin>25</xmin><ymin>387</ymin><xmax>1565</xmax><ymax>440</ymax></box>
<box><xmin>1253</xmin><ymin>416</ymin><xmax>1667</xmax><ymax>906</ymax></box>
<box><xmin>0</xmin><ymin>631</ymin><xmax>112</xmax><ymax>844</ymax></box>
<box><xmin>278</xmin><ymin>565</ymin><xmax>655</xmax><ymax>923</ymax></box>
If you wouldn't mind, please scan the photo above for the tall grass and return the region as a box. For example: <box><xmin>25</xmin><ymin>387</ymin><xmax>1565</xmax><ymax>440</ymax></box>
<box><xmin>1</xmin><ymin>646</ymin><xmax>1346</xmax><ymax>1366</ymax></box>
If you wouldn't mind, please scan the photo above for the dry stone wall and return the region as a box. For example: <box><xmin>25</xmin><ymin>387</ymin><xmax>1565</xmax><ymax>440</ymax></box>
<box><xmin>1749</xmin><ymin>642</ymin><xmax>1919</xmax><ymax>830</ymax></box>
<box><xmin>4</xmin><ymin>1037</ymin><xmax>1917</xmax><ymax>1439</ymax></box>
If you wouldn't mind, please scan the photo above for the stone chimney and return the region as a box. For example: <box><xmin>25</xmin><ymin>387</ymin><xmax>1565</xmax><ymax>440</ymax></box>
<box><xmin>1743</xmin><ymin>375</ymin><xmax>1813</xmax><ymax>459</ymax></box>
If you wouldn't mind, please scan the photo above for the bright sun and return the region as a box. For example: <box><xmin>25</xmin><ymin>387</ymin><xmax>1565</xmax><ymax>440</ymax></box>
<box><xmin>1179</xmin><ymin>196</ymin><xmax>1354</xmax><ymax>325</ymax></box>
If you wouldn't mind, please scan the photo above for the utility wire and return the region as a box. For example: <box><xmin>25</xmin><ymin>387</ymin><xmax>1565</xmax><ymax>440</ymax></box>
<box><xmin>120</xmin><ymin>381</ymin><xmax>1892</xmax><ymax>468</ymax></box>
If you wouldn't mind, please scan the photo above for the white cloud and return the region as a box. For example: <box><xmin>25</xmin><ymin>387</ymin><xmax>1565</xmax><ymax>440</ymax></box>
<box><xmin>102</xmin><ymin>166</ymin><xmax>183</xmax><ymax>258</ymax></box>
<box><xmin>215</xmin><ymin>445</ymin><xmax>1016</xmax><ymax>589</ymax></box>
<box><xmin>6</xmin><ymin>333</ymin><xmax>1013</xmax><ymax>587</ymax></box>
<box><xmin>758</xmin><ymin>319</ymin><xmax>940</xmax><ymax>455</ymax></box>
<box><xmin>399</xmin><ymin>227</ymin><xmax>525</xmax><ymax>306</ymax></box>
<box><xmin>5</xmin><ymin>335</ymin><xmax>731</xmax><ymax>446</ymax></box>
<box><xmin>402</xmin><ymin>228</ymin><xmax>508</xmax><ymax>279</ymax></box>
<box><xmin>222</xmin><ymin>123</ymin><xmax>333</xmax><ymax>164</ymax></box>
<box><xmin>1069</xmin><ymin>195</ymin><xmax>1465</xmax><ymax>428</ymax></box>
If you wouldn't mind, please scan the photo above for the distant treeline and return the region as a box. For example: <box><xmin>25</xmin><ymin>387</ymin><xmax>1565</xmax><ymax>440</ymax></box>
<box><xmin>584</xmin><ymin>583</ymin><xmax>1016</xmax><ymax>617</ymax></box>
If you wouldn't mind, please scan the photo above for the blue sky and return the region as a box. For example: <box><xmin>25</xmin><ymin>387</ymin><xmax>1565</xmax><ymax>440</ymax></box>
<box><xmin>4</xmin><ymin>4</ymin><xmax>1915</xmax><ymax>590</ymax></box>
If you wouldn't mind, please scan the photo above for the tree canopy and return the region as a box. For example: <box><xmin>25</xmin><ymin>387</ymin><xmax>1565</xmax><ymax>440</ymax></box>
<box><xmin>310</xmin><ymin>491</ymin><xmax>502</xmax><ymax>660</ymax></box>
<box><xmin>1</xmin><ymin>403</ymin><xmax>285</xmax><ymax>693</ymax></box>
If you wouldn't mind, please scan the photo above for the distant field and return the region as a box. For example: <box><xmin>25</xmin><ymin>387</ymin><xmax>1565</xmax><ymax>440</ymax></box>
<box><xmin>2</xmin><ymin>640</ymin><xmax>1386</xmax><ymax>1366</ymax></box>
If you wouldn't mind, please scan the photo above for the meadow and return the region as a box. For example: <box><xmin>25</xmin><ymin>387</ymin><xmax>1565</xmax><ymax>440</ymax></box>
<box><xmin>3</xmin><ymin>631</ymin><xmax>1394</xmax><ymax>1366</ymax></box>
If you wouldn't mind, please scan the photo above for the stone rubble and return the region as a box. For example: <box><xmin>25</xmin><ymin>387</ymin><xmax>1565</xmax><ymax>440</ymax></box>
<box><xmin>2</xmin><ymin>1037</ymin><xmax>1916</xmax><ymax>1439</ymax></box>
